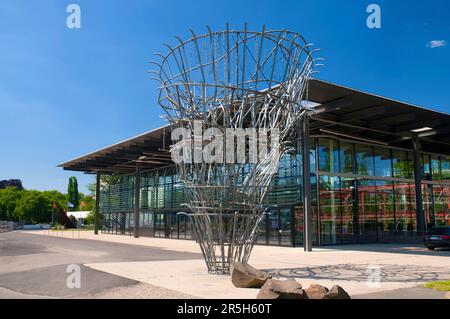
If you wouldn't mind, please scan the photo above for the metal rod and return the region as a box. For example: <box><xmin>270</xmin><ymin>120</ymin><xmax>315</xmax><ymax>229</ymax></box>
<box><xmin>302</xmin><ymin>114</ymin><xmax>313</xmax><ymax>252</ymax></box>
<box><xmin>134</xmin><ymin>166</ymin><xmax>141</xmax><ymax>238</ymax></box>
<box><xmin>94</xmin><ymin>173</ymin><xmax>101</xmax><ymax>235</ymax></box>
<box><xmin>412</xmin><ymin>137</ymin><xmax>426</xmax><ymax>233</ymax></box>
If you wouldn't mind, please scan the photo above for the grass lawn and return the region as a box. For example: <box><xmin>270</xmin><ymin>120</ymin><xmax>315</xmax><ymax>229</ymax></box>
<box><xmin>424</xmin><ymin>281</ymin><xmax>450</xmax><ymax>291</ymax></box>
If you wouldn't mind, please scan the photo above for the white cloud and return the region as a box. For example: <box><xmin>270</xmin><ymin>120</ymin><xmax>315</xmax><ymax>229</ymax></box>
<box><xmin>426</xmin><ymin>40</ymin><xmax>447</xmax><ymax>49</ymax></box>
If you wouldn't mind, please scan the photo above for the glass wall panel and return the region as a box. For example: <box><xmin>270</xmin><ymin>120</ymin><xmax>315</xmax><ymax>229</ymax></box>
<box><xmin>442</xmin><ymin>157</ymin><xmax>450</xmax><ymax>182</ymax></box>
<box><xmin>340</xmin><ymin>178</ymin><xmax>356</xmax><ymax>243</ymax></box>
<box><xmin>177</xmin><ymin>213</ymin><xmax>187</xmax><ymax>239</ymax></box>
<box><xmin>258</xmin><ymin>207</ymin><xmax>293</xmax><ymax>246</ymax></box>
<box><xmin>318</xmin><ymin>138</ymin><xmax>339</xmax><ymax>173</ymax></box>
<box><xmin>167</xmin><ymin>213</ymin><xmax>177</xmax><ymax>238</ymax></box>
<box><xmin>310</xmin><ymin>140</ymin><xmax>319</xmax><ymax>245</ymax></box>
<box><xmin>340</xmin><ymin>142</ymin><xmax>354</xmax><ymax>173</ymax></box>
<box><xmin>154</xmin><ymin>213</ymin><xmax>167</xmax><ymax>238</ymax></box>
<box><xmin>433</xmin><ymin>185</ymin><xmax>447</xmax><ymax>226</ymax></box>
<box><xmin>140</xmin><ymin>212</ymin><xmax>154</xmax><ymax>237</ymax></box>
<box><xmin>256</xmin><ymin>214</ymin><xmax>268</xmax><ymax>244</ymax></box>
<box><xmin>375</xmin><ymin>180</ymin><xmax>395</xmax><ymax>239</ymax></box>
<box><xmin>442</xmin><ymin>185</ymin><xmax>450</xmax><ymax>226</ymax></box>
<box><xmin>294</xmin><ymin>205</ymin><xmax>304</xmax><ymax>246</ymax></box>
<box><xmin>128</xmin><ymin>213</ymin><xmax>135</xmax><ymax>235</ymax></box>
<box><xmin>319</xmin><ymin>175</ymin><xmax>341</xmax><ymax>245</ymax></box>
<box><xmin>393</xmin><ymin>182</ymin><xmax>416</xmax><ymax>232</ymax></box>
<box><xmin>374</xmin><ymin>147</ymin><xmax>392</xmax><ymax>177</ymax></box>
<box><xmin>280</xmin><ymin>208</ymin><xmax>293</xmax><ymax>246</ymax></box>
<box><xmin>267</xmin><ymin>211</ymin><xmax>280</xmax><ymax>245</ymax></box>
<box><xmin>357</xmin><ymin>179</ymin><xmax>377</xmax><ymax>242</ymax></box>
<box><xmin>356</xmin><ymin>145</ymin><xmax>374</xmax><ymax>176</ymax></box>
<box><xmin>291</xmin><ymin>139</ymin><xmax>319</xmax><ymax>246</ymax></box>
<box><xmin>422</xmin><ymin>154</ymin><xmax>432</xmax><ymax>180</ymax></box>
<box><xmin>392</xmin><ymin>150</ymin><xmax>412</xmax><ymax>179</ymax></box>
<box><xmin>431</xmin><ymin>156</ymin><xmax>441</xmax><ymax>181</ymax></box>
<box><xmin>422</xmin><ymin>184</ymin><xmax>434</xmax><ymax>228</ymax></box>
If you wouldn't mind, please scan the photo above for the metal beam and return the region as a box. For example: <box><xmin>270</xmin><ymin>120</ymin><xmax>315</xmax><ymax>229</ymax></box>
<box><xmin>302</xmin><ymin>114</ymin><xmax>313</xmax><ymax>252</ymax></box>
<box><xmin>412</xmin><ymin>137</ymin><xmax>426</xmax><ymax>234</ymax></box>
<box><xmin>395</xmin><ymin>118</ymin><xmax>442</xmax><ymax>133</ymax></box>
<box><xmin>339</xmin><ymin>105</ymin><xmax>386</xmax><ymax>122</ymax></box>
<box><xmin>319</xmin><ymin>128</ymin><xmax>389</xmax><ymax>146</ymax></box>
<box><xmin>94</xmin><ymin>173</ymin><xmax>101</xmax><ymax>235</ymax></box>
<box><xmin>134</xmin><ymin>166</ymin><xmax>140</xmax><ymax>238</ymax></box>
<box><xmin>368</xmin><ymin>112</ymin><xmax>416</xmax><ymax>129</ymax></box>
<box><xmin>312</xmin><ymin>98</ymin><xmax>352</xmax><ymax>115</ymax></box>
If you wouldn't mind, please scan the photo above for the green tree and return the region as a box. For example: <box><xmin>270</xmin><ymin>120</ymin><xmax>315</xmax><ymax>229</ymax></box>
<box><xmin>79</xmin><ymin>193</ymin><xmax>94</xmax><ymax>211</ymax></box>
<box><xmin>0</xmin><ymin>187</ymin><xmax>23</xmax><ymax>221</ymax></box>
<box><xmin>67</xmin><ymin>176</ymin><xmax>80</xmax><ymax>211</ymax></box>
<box><xmin>86</xmin><ymin>175</ymin><xmax>118</xmax><ymax>226</ymax></box>
<box><xmin>42</xmin><ymin>190</ymin><xmax>67</xmax><ymax>210</ymax></box>
<box><xmin>14</xmin><ymin>190</ymin><xmax>49</xmax><ymax>223</ymax></box>
<box><xmin>42</xmin><ymin>190</ymin><xmax>68</xmax><ymax>225</ymax></box>
<box><xmin>87</xmin><ymin>175</ymin><xmax>121</xmax><ymax>196</ymax></box>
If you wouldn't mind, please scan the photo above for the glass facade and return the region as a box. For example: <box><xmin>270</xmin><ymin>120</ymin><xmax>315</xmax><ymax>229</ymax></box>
<box><xmin>100</xmin><ymin>137</ymin><xmax>450</xmax><ymax>246</ymax></box>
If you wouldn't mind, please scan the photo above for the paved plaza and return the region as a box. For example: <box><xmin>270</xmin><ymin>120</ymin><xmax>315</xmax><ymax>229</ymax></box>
<box><xmin>1</xmin><ymin>230</ymin><xmax>450</xmax><ymax>298</ymax></box>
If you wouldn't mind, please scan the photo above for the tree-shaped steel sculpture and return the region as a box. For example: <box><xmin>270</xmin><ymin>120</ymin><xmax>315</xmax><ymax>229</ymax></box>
<box><xmin>152</xmin><ymin>24</ymin><xmax>320</xmax><ymax>274</ymax></box>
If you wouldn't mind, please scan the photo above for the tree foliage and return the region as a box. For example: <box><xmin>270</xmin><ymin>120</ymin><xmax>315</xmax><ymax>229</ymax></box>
<box><xmin>67</xmin><ymin>176</ymin><xmax>80</xmax><ymax>211</ymax></box>
<box><xmin>0</xmin><ymin>177</ymin><xmax>97</xmax><ymax>225</ymax></box>
<box><xmin>0</xmin><ymin>187</ymin><xmax>23</xmax><ymax>220</ymax></box>
<box><xmin>13</xmin><ymin>191</ymin><xmax>48</xmax><ymax>223</ymax></box>
<box><xmin>0</xmin><ymin>187</ymin><xmax>71</xmax><ymax>224</ymax></box>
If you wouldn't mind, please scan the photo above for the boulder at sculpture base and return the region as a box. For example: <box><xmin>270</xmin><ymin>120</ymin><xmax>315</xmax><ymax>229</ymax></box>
<box><xmin>323</xmin><ymin>285</ymin><xmax>351</xmax><ymax>299</ymax></box>
<box><xmin>230</xmin><ymin>262</ymin><xmax>271</xmax><ymax>288</ymax></box>
<box><xmin>256</xmin><ymin>279</ymin><xmax>306</xmax><ymax>299</ymax></box>
<box><xmin>305</xmin><ymin>283</ymin><xmax>329</xmax><ymax>299</ymax></box>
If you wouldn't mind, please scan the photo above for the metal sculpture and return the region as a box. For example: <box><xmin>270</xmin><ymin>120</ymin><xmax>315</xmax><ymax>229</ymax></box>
<box><xmin>152</xmin><ymin>23</ymin><xmax>320</xmax><ymax>274</ymax></box>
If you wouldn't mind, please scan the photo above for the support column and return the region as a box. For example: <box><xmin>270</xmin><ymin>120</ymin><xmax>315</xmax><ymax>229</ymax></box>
<box><xmin>94</xmin><ymin>173</ymin><xmax>101</xmax><ymax>235</ymax></box>
<box><xmin>134</xmin><ymin>167</ymin><xmax>141</xmax><ymax>238</ymax></box>
<box><xmin>302</xmin><ymin>114</ymin><xmax>313</xmax><ymax>252</ymax></box>
<box><xmin>412</xmin><ymin>137</ymin><xmax>426</xmax><ymax>233</ymax></box>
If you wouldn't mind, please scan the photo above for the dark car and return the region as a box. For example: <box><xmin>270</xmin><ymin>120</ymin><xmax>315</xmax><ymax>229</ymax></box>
<box><xmin>424</xmin><ymin>226</ymin><xmax>450</xmax><ymax>250</ymax></box>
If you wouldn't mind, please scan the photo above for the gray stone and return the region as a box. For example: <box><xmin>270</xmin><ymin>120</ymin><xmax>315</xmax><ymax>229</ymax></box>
<box><xmin>230</xmin><ymin>262</ymin><xmax>271</xmax><ymax>288</ymax></box>
<box><xmin>305</xmin><ymin>283</ymin><xmax>329</xmax><ymax>299</ymax></box>
<box><xmin>256</xmin><ymin>279</ymin><xmax>306</xmax><ymax>299</ymax></box>
<box><xmin>323</xmin><ymin>285</ymin><xmax>351</xmax><ymax>299</ymax></box>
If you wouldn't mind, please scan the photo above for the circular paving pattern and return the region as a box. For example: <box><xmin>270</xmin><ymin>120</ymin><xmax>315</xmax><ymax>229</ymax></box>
<box><xmin>264</xmin><ymin>264</ymin><xmax>450</xmax><ymax>282</ymax></box>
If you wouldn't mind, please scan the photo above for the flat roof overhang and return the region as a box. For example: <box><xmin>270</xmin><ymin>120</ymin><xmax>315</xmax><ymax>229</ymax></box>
<box><xmin>59</xmin><ymin>79</ymin><xmax>450</xmax><ymax>175</ymax></box>
<box><xmin>58</xmin><ymin>125</ymin><xmax>174</xmax><ymax>175</ymax></box>
<box><xmin>308</xmin><ymin>79</ymin><xmax>450</xmax><ymax>155</ymax></box>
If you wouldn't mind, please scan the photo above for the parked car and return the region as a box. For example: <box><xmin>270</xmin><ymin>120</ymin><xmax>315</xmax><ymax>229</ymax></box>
<box><xmin>424</xmin><ymin>226</ymin><xmax>450</xmax><ymax>250</ymax></box>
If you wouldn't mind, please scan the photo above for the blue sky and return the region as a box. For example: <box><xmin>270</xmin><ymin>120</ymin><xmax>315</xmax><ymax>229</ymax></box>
<box><xmin>0</xmin><ymin>0</ymin><xmax>449</xmax><ymax>194</ymax></box>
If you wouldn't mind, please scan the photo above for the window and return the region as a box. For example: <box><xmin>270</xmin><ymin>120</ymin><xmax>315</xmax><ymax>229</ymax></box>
<box><xmin>433</xmin><ymin>185</ymin><xmax>447</xmax><ymax>226</ymax></box>
<box><xmin>340</xmin><ymin>142</ymin><xmax>354</xmax><ymax>173</ymax></box>
<box><xmin>441</xmin><ymin>157</ymin><xmax>450</xmax><ymax>182</ymax></box>
<box><xmin>422</xmin><ymin>184</ymin><xmax>434</xmax><ymax>227</ymax></box>
<box><xmin>375</xmin><ymin>180</ymin><xmax>395</xmax><ymax>235</ymax></box>
<box><xmin>431</xmin><ymin>156</ymin><xmax>441</xmax><ymax>181</ymax></box>
<box><xmin>340</xmin><ymin>177</ymin><xmax>356</xmax><ymax>243</ymax></box>
<box><xmin>374</xmin><ymin>147</ymin><xmax>392</xmax><ymax>177</ymax></box>
<box><xmin>319</xmin><ymin>175</ymin><xmax>341</xmax><ymax>245</ymax></box>
<box><xmin>318</xmin><ymin>138</ymin><xmax>339</xmax><ymax>173</ymax></box>
<box><xmin>356</xmin><ymin>145</ymin><xmax>374</xmax><ymax>176</ymax></box>
<box><xmin>393</xmin><ymin>182</ymin><xmax>416</xmax><ymax>232</ymax></box>
<box><xmin>422</xmin><ymin>154</ymin><xmax>431</xmax><ymax>180</ymax></box>
<box><xmin>392</xmin><ymin>150</ymin><xmax>412</xmax><ymax>179</ymax></box>
<box><xmin>357</xmin><ymin>179</ymin><xmax>377</xmax><ymax>241</ymax></box>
